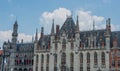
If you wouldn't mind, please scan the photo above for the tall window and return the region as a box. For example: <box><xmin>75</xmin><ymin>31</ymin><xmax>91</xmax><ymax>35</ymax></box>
<box><xmin>70</xmin><ymin>53</ymin><xmax>74</xmax><ymax>71</ymax></box>
<box><xmin>87</xmin><ymin>66</ymin><xmax>90</xmax><ymax>71</ymax></box>
<box><xmin>61</xmin><ymin>53</ymin><xmax>66</xmax><ymax>71</ymax></box>
<box><xmin>36</xmin><ymin>54</ymin><xmax>38</xmax><ymax>71</ymax></box>
<box><xmin>94</xmin><ymin>52</ymin><xmax>98</xmax><ymax>65</ymax></box>
<box><xmin>62</xmin><ymin>39</ymin><xmax>66</xmax><ymax>51</ymax></box>
<box><xmin>54</xmin><ymin>54</ymin><xmax>57</xmax><ymax>71</ymax></box>
<box><xmin>41</xmin><ymin>54</ymin><xmax>44</xmax><ymax>71</ymax></box>
<box><xmin>80</xmin><ymin>53</ymin><xmax>83</xmax><ymax>64</ymax></box>
<box><xmin>101</xmin><ymin>52</ymin><xmax>105</xmax><ymax>65</ymax></box>
<box><xmin>87</xmin><ymin>53</ymin><xmax>90</xmax><ymax>64</ymax></box>
<box><xmin>46</xmin><ymin>54</ymin><xmax>49</xmax><ymax>71</ymax></box>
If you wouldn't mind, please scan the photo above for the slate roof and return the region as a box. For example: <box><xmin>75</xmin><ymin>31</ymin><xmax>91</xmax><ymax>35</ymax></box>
<box><xmin>59</xmin><ymin>16</ymin><xmax>76</xmax><ymax>38</ymax></box>
<box><xmin>38</xmin><ymin>17</ymin><xmax>120</xmax><ymax>49</ymax></box>
<box><xmin>16</xmin><ymin>43</ymin><xmax>34</xmax><ymax>52</ymax></box>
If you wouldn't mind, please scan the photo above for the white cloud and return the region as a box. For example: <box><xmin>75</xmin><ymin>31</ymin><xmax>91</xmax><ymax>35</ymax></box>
<box><xmin>0</xmin><ymin>30</ymin><xmax>33</xmax><ymax>47</ymax></box>
<box><xmin>40</xmin><ymin>7</ymin><xmax>120</xmax><ymax>33</ymax></box>
<box><xmin>76</xmin><ymin>10</ymin><xmax>105</xmax><ymax>31</ymax></box>
<box><xmin>40</xmin><ymin>8</ymin><xmax>71</xmax><ymax>34</ymax></box>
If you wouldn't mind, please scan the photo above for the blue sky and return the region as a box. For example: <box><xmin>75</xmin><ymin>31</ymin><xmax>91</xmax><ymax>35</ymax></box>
<box><xmin>0</xmin><ymin>0</ymin><xmax>120</xmax><ymax>47</ymax></box>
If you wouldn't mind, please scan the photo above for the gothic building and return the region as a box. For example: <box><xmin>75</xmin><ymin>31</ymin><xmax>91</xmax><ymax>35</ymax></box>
<box><xmin>109</xmin><ymin>31</ymin><xmax>120</xmax><ymax>71</ymax></box>
<box><xmin>33</xmin><ymin>16</ymin><xmax>111</xmax><ymax>71</ymax></box>
<box><xmin>3</xmin><ymin>21</ymin><xmax>34</xmax><ymax>71</ymax></box>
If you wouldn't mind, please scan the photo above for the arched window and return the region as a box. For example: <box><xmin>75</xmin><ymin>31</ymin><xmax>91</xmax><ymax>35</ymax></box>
<box><xmin>80</xmin><ymin>53</ymin><xmax>83</xmax><ymax>71</ymax></box>
<box><xmin>36</xmin><ymin>54</ymin><xmax>38</xmax><ymax>71</ymax></box>
<box><xmin>46</xmin><ymin>54</ymin><xmax>49</xmax><ymax>71</ymax></box>
<box><xmin>101</xmin><ymin>52</ymin><xmax>105</xmax><ymax>65</ymax></box>
<box><xmin>62</xmin><ymin>39</ymin><xmax>66</xmax><ymax>51</ymax></box>
<box><xmin>61</xmin><ymin>53</ymin><xmax>66</xmax><ymax>71</ymax></box>
<box><xmin>70</xmin><ymin>53</ymin><xmax>74</xmax><ymax>71</ymax></box>
<box><xmin>41</xmin><ymin>54</ymin><xmax>44</xmax><ymax>71</ymax></box>
<box><xmin>87</xmin><ymin>52</ymin><xmax>90</xmax><ymax>64</ymax></box>
<box><xmin>80</xmin><ymin>53</ymin><xmax>83</xmax><ymax>64</ymax></box>
<box><xmin>94</xmin><ymin>52</ymin><xmax>98</xmax><ymax>65</ymax></box>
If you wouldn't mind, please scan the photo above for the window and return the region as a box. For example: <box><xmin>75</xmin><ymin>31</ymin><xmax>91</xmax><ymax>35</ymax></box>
<box><xmin>36</xmin><ymin>55</ymin><xmax>38</xmax><ymax>64</ymax></box>
<box><xmin>61</xmin><ymin>53</ymin><xmax>66</xmax><ymax>71</ymax></box>
<box><xmin>87</xmin><ymin>66</ymin><xmax>90</xmax><ymax>71</ymax></box>
<box><xmin>54</xmin><ymin>54</ymin><xmax>57</xmax><ymax>65</ymax></box>
<box><xmin>87</xmin><ymin>53</ymin><xmax>90</xmax><ymax>64</ymax></box>
<box><xmin>80</xmin><ymin>67</ymin><xmax>83</xmax><ymax>71</ymax></box>
<box><xmin>80</xmin><ymin>53</ymin><xmax>83</xmax><ymax>63</ymax></box>
<box><xmin>62</xmin><ymin>39</ymin><xmax>66</xmax><ymax>51</ymax></box>
<box><xmin>46</xmin><ymin>54</ymin><xmax>49</xmax><ymax>71</ymax></box>
<box><xmin>94</xmin><ymin>52</ymin><xmax>98</xmax><ymax>65</ymax></box>
<box><xmin>101</xmin><ymin>52</ymin><xmax>105</xmax><ymax>65</ymax></box>
<box><xmin>41</xmin><ymin>54</ymin><xmax>44</xmax><ymax>71</ymax></box>
<box><xmin>70</xmin><ymin>53</ymin><xmax>74</xmax><ymax>71</ymax></box>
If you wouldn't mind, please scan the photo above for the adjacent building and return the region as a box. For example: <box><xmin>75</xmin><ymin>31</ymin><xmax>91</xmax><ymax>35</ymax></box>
<box><xmin>110</xmin><ymin>31</ymin><xmax>120</xmax><ymax>71</ymax></box>
<box><xmin>3</xmin><ymin>21</ymin><xmax>34</xmax><ymax>71</ymax></box>
<box><xmin>33</xmin><ymin>16</ymin><xmax>111</xmax><ymax>71</ymax></box>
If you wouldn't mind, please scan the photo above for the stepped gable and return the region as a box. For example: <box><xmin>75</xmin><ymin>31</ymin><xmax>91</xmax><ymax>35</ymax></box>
<box><xmin>80</xmin><ymin>29</ymin><xmax>106</xmax><ymax>47</ymax></box>
<box><xmin>59</xmin><ymin>16</ymin><xmax>76</xmax><ymax>38</ymax></box>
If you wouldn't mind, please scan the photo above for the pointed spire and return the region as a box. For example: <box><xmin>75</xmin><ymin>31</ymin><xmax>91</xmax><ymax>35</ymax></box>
<box><xmin>76</xmin><ymin>15</ymin><xmax>79</xmax><ymax>32</ymax></box>
<box><xmin>51</xmin><ymin>19</ymin><xmax>55</xmax><ymax>35</ymax></box>
<box><xmin>35</xmin><ymin>28</ymin><xmax>38</xmax><ymax>42</ymax></box>
<box><xmin>41</xmin><ymin>27</ymin><xmax>44</xmax><ymax>38</ymax></box>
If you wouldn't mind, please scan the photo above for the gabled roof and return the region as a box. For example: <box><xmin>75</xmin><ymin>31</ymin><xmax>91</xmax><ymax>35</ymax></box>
<box><xmin>59</xmin><ymin>16</ymin><xmax>76</xmax><ymax>38</ymax></box>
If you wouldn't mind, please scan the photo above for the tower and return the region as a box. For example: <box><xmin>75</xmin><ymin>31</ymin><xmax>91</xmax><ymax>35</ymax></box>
<box><xmin>12</xmin><ymin>20</ymin><xmax>18</xmax><ymax>44</ymax></box>
<box><xmin>75</xmin><ymin>15</ymin><xmax>80</xmax><ymax>51</ymax></box>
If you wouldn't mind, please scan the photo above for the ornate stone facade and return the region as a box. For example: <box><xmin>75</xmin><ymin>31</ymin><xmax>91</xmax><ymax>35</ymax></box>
<box><xmin>33</xmin><ymin>16</ymin><xmax>111</xmax><ymax>71</ymax></box>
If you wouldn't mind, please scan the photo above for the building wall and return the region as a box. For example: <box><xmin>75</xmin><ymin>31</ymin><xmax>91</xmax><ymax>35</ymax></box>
<box><xmin>34</xmin><ymin>34</ymin><xmax>110</xmax><ymax>71</ymax></box>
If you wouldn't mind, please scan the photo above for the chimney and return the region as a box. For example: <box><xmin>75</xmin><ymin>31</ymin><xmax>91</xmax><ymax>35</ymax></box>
<box><xmin>56</xmin><ymin>25</ymin><xmax>60</xmax><ymax>34</ymax></box>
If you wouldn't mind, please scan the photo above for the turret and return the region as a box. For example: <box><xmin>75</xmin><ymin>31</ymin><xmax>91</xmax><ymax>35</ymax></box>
<box><xmin>12</xmin><ymin>20</ymin><xmax>18</xmax><ymax>44</ymax></box>
<box><xmin>106</xmin><ymin>18</ymin><xmax>111</xmax><ymax>51</ymax></box>
<box><xmin>41</xmin><ymin>27</ymin><xmax>44</xmax><ymax>38</ymax></box>
<box><xmin>76</xmin><ymin>15</ymin><xmax>79</xmax><ymax>33</ymax></box>
<box><xmin>75</xmin><ymin>15</ymin><xmax>80</xmax><ymax>52</ymax></box>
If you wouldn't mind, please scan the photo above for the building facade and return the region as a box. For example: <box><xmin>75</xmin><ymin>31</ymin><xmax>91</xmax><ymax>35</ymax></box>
<box><xmin>3</xmin><ymin>21</ymin><xmax>34</xmax><ymax>71</ymax></box>
<box><xmin>110</xmin><ymin>31</ymin><xmax>120</xmax><ymax>71</ymax></box>
<box><xmin>33</xmin><ymin>16</ymin><xmax>111</xmax><ymax>71</ymax></box>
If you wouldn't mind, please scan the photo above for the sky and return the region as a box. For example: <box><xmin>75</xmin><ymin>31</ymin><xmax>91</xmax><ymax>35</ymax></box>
<box><xmin>0</xmin><ymin>0</ymin><xmax>120</xmax><ymax>48</ymax></box>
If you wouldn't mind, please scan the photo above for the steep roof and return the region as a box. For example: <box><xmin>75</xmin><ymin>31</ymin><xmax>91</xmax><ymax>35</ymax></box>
<box><xmin>59</xmin><ymin>16</ymin><xmax>76</xmax><ymax>38</ymax></box>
